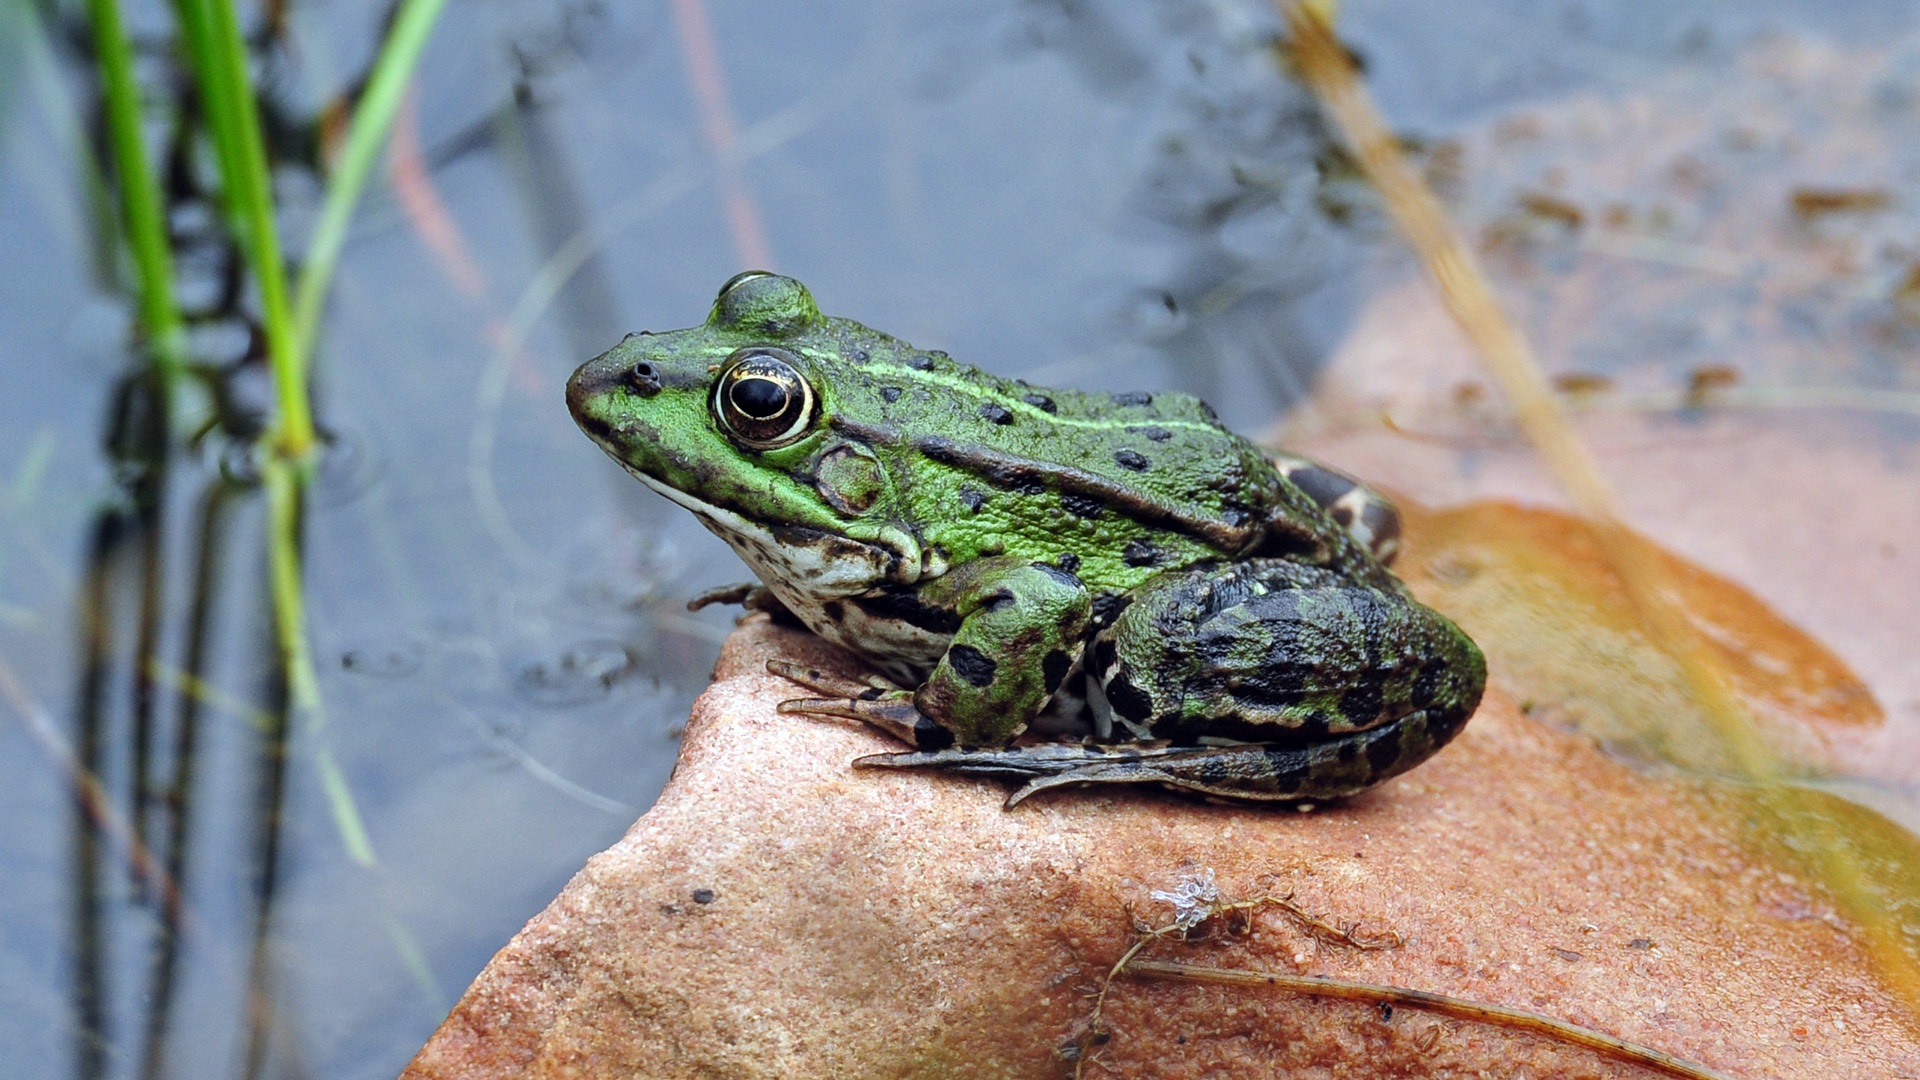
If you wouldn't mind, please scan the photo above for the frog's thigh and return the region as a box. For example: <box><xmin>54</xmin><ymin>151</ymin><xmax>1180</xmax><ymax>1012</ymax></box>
<box><xmin>1096</xmin><ymin>559</ymin><xmax>1446</xmax><ymax>743</ymax></box>
<box><xmin>913</xmin><ymin>560</ymin><xmax>1091</xmax><ymax>747</ymax></box>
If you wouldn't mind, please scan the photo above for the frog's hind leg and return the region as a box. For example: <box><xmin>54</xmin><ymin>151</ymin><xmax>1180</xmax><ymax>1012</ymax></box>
<box><xmin>856</xmin><ymin>706</ymin><xmax>1468</xmax><ymax>807</ymax></box>
<box><xmin>1269</xmin><ymin>454</ymin><xmax>1402</xmax><ymax>565</ymax></box>
<box><xmin>1082</xmin><ymin>557</ymin><xmax>1485</xmax><ymax>800</ymax></box>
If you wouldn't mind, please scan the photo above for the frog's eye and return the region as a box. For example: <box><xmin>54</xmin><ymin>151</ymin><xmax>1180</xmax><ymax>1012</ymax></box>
<box><xmin>709</xmin><ymin>273</ymin><xmax>821</xmax><ymax>335</ymax></box>
<box><xmin>716</xmin><ymin>270</ymin><xmax>774</xmax><ymax>299</ymax></box>
<box><xmin>712</xmin><ymin>348</ymin><xmax>817</xmax><ymax>450</ymax></box>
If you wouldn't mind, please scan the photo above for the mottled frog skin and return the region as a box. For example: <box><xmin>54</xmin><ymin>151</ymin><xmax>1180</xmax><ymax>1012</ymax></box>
<box><xmin>566</xmin><ymin>273</ymin><xmax>1484</xmax><ymax>806</ymax></box>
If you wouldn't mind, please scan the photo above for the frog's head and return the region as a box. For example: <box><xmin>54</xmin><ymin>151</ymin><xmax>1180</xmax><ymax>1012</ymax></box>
<box><xmin>566</xmin><ymin>272</ymin><xmax>924</xmax><ymax>593</ymax></box>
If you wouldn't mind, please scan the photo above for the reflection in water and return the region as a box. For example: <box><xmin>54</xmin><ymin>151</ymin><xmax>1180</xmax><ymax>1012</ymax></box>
<box><xmin>68</xmin><ymin>361</ymin><xmax>298</xmax><ymax>1079</ymax></box>
<box><xmin>143</xmin><ymin>478</ymin><xmax>228</xmax><ymax>1079</ymax></box>
<box><xmin>55</xmin><ymin>0</ymin><xmax>339</xmax><ymax>1067</ymax></box>
<box><xmin>42</xmin><ymin>0</ymin><xmax>663</xmax><ymax>1070</ymax></box>
<box><xmin>60</xmin><ymin>373</ymin><xmax>209</xmax><ymax>1074</ymax></box>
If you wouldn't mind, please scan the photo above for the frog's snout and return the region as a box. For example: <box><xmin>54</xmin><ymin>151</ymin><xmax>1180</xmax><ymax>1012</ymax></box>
<box><xmin>565</xmin><ymin>354</ymin><xmax>632</xmax><ymax>441</ymax></box>
<box><xmin>563</xmin><ymin>359</ymin><xmax>601</xmax><ymax>420</ymax></box>
<box><xmin>570</xmin><ymin>341</ymin><xmax>666</xmax><ymax>413</ymax></box>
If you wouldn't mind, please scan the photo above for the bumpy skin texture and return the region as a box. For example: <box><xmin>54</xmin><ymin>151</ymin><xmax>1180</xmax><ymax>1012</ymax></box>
<box><xmin>566</xmin><ymin>273</ymin><xmax>1485</xmax><ymax>805</ymax></box>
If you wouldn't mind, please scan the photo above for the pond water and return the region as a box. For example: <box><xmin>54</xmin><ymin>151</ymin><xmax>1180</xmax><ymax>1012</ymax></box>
<box><xmin>2</xmin><ymin>0</ymin><xmax>1916</xmax><ymax>1076</ymax></box>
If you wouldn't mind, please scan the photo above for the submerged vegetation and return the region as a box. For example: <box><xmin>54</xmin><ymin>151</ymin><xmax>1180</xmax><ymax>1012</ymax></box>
<box><xmin>88</xmin><ymin>0</ymin><xmax>448</xmax><ymax>839</ymax></box>
<box><xmin>62</xmin><ymin>0</ymin><xmax>448</xmax><ymax>1069</ymax></box>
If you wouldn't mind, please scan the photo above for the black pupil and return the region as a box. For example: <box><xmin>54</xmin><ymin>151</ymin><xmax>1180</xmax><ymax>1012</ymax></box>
<box><xmin>731</xmin><ymin>375</ymin><xmax>790</xmax><ymax>419</ymax></box>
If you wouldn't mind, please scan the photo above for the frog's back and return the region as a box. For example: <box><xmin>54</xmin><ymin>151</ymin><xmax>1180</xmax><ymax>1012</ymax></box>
<box><xmin>813</xmin><ymin>316</ymin><xmax>1376</xmax><ymax>592</ymax></box>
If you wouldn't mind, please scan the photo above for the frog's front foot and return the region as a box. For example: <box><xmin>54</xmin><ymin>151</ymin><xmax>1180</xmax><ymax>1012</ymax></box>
<box><xmin>767</xmin><ymin>659</ymin><xmax>951</xmax><ymax>749</ymax></box>
<box><xmin>690</xmin><ymin>583</ymin><xmax>806</xmax><ymax>627</ymax></box>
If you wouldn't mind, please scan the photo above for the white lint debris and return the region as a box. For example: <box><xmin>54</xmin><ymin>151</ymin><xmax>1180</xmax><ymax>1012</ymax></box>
<box><xmin>1149</xmin><ymin>868</ymin><xmax>1220</xmax><ymax>932</ymax></box>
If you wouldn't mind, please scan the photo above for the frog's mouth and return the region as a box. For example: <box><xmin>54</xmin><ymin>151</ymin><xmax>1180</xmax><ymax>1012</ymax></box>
<box><xmin>567</xmin><ymin>404</ymin><xmax>618</xmax><ymax>449</ymax></box>
<box><xmin>570</xmin><ymin>410</ymin><xmax>913</xmax><ymax>597</ymax></box>
<box><xmin>617</xmin><ymin>456</ymin><xmax>916</xmax><ymax>596</ymax></box>
<box><xmin>607</xmin><ymin>457</ymin><xmax>748</xmax><ymax>541</ymax></box>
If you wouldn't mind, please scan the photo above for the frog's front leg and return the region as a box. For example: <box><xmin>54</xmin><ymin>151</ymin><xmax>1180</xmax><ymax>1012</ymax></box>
<box><xmin>776</xmin><ymin>557</ymin><xmax>1091</xmax><ymax>749</ymax></box>
<box><xmin>687</xmin><ymin>581</ymin><xmax>810</xmax><ymax>629</ymax></box>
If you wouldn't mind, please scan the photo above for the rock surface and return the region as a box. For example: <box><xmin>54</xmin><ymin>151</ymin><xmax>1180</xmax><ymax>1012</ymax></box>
<box><xmin>401</xmin><ymin>31</ymin><xmax>1920</xmax><ymax>1077</ymax></box>
<box><xmin>404</xmin><ymin>612</ymin><xmax>1917</xmax><ymax>1078</ymax></box>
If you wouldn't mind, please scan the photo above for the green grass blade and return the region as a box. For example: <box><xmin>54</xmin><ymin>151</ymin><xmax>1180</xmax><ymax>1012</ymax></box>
<box><xmin>88</xmin><ymin>0</ymin><xmax>188</xmax><ymax>395</ymax></box>
<box><xmin>265</xmin><ymin>456</ymin><xmax>376</xmax><ymax>867</ymax></box>
<box><xmin>292</xmin><ymin>0</ymin><xmax>450</xmax><ymax>359</ymax></box>
<box><xmin>173</xmin><ymin>0</ymin><xmax>377</xmax><ymax>866</ymax></box>
<box><xmin>173</xmin><ymin>0</ymin><xmax>312</xmax><ymax>458</ymax></box>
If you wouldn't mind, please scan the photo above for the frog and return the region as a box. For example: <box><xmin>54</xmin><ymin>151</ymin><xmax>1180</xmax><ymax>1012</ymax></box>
<box><xmin>566</xmin><ymin>272</ymin><xmax>1485</xmax><ymax>806</ymax></box>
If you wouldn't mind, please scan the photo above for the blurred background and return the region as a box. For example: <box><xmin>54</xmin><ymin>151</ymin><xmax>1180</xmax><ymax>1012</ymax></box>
<box><xmin>2</xmin><ymin>0</ymin><xmax>1917</xmax><ymax>1076</ymax></box>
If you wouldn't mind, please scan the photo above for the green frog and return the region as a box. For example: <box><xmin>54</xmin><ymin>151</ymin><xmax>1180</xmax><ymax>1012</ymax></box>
<box><xmin>567</xmin><ymin>272</ymin><xmax>1484</xmax><ymax>806</ymax></box>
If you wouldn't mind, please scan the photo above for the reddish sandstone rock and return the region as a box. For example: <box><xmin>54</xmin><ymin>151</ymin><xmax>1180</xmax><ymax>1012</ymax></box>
<box><xmin>402</xmin><ymin>32</ymin><xmax>1920</xmax><ymax>1076</ymax></box>
<box><xmin>404</xmin><ymin>614</ymin><xmax>1917</xmax><ymax>1079</ymax></box>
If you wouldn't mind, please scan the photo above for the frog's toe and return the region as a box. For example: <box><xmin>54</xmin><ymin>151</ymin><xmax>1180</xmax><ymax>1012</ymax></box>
<box><xmin>686</xmin><ymin>582</ymin><xmax>761</xmax><ymax>612</ymax></box>
<box><xmin>766</xmin><ymin>658</ymin><xmax>898</xmax><ymax>699</ymax></box>
<box><xmin>1004</xmin><ymin>768</ymin><xmax>1142</xmax><ymax>807</ymax></box>
<box><xmin>850</xmin><ymin>745</ymin><xmax>1072</xmax><ymax>775</ymax></box>
<box><xmin>776</xmin><ymin>690</ymin><xmax>945</xmax><ymax>748</ymax></box>
<box><xmin>1270</xmin><ymin>455</ymin><xmax>1402</xmax><ymax>565</ymax></box>
<box><xmin>690</xmin><ymin>583</ymin><xmax>804</xmax><ymax>624</ymax></box>
<box><xmin>851</xmin><ymin>744</ymin><xmax>1163</xmax><ymax>806</ymax></box>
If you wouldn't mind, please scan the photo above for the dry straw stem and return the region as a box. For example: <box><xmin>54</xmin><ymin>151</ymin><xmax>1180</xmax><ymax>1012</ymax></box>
<box><xmin>1277</xmin><ymin>0</ymin><xmax>1920</xmax><ymax>1024</ymax></box>
<box><xmin>0</xmin><ymin>658</ymin><xmax>189</xmax><ymax>930</ymax></box>
<box><xmin>1129</xmin><ymin>959</ymin><xmax>1739</xmax><ymax>1080</ymax></box>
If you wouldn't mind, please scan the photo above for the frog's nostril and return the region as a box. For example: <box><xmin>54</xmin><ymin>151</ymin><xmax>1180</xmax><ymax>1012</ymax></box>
<box><xmin>627</xmin><ymin>362</ymin><xmax>663</xmax><ymax>397</ymax></box>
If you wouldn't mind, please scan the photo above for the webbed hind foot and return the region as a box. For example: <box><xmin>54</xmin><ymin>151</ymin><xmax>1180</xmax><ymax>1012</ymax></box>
<box><xmin>857</xmin><ymin>708</ymin><xmax>1466</xmax><ymax>808</ymax></box>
